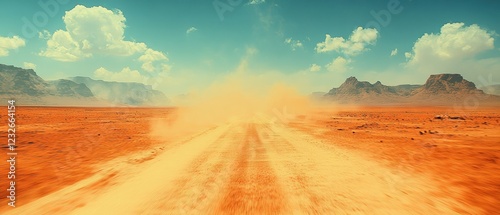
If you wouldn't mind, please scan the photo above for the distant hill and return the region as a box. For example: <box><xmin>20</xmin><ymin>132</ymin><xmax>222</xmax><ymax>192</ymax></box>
<box><xmin>0</xmin><ymin>64</ymin><xmax>97</xmax><ymax>105</ymax></box>
<box><xmin>326</xmin><ymin>77</ymin><xmax>397</xmax><ymax>96</ymax></box>
<box><xmin>412</xmin><ymin>74</ymin><xmax>483</xmax><ymax>97</ymax></box>
<box><xmin>0</xmin><ymin>63</ymin><xmax>170</xmax><ymax>106</ymax></box>
<box><xmin>70</xmin><ymin>76</ymin><xmax>170</xmax><ymax>106</ymax></box>
<box><xmin>47</xmin><ymin>79</ymin><xmax>94</xmax><ymax>97</ymax></box>
<box><xmin>324</xmin><ymin>74</ymin><xmax>499</xmax><ymax>105</ymax></box>
<box><xmin>325</xmin><ymin>77</ymin><xmax>412</xmax><ymax>103</ymax></box>
<box><xmin>0</xmin><ymin>64</ymin><xmax>49</xmax><ymax>96</ymax></box>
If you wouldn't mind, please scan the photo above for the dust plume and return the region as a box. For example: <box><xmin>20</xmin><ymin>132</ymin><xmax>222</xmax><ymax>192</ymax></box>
<box><xmin>149</xmin><ymin>69</ymin><xmax>318</xmax><ymax>141</ymax></box>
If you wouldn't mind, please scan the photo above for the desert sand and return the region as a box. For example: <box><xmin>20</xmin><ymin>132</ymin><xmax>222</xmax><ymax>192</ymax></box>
<box><xmin>0</xmin><ymin>106</ymin><xmax>499</xmax><ymax>214</ymax></box>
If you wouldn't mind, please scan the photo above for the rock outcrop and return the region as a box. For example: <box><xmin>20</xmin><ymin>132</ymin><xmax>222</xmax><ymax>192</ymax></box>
<box><xmin>324</xmin><ymin>73</ymin><xmax>495</xmax><ymax>105</ymax></box>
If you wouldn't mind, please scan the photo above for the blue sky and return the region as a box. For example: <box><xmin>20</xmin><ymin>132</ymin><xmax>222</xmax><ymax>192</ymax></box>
<box><xmin>1</xmin><ymin>0</ymin><xmax>499</xmax><ymax>96</ymax></box>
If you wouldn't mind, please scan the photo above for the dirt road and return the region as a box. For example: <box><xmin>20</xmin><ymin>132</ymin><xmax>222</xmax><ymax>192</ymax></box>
<box><xmin>5</xmin><ymin>116</ymin><xmax>476</xmax><ymax>214</ymax></box>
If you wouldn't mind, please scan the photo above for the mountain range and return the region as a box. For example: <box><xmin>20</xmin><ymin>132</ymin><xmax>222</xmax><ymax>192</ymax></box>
<box><xmin>1</xmin><ymin>63</ymin><xmax>499</xmax><ymax>106</ymax></box>
<box><xmin>0</xmin><ymin>64</ymin><xmax>169</xmax><ymax>106</ymax></box>
<box><xmin>324</xmin><ymin>74</ymin><xmax>499</xmax><ymax>105</ymax></box>
<box><xmin>70</xmin><ymin>76</ymin><xmax>169</xmax><ymax>106</ymax></box>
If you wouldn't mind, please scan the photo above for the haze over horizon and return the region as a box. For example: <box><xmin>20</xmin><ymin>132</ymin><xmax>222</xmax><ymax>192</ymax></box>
<box><xmin>1</xmin><ymin>0</ymin><xmax>499</xmax><ymax>97</ymax></box>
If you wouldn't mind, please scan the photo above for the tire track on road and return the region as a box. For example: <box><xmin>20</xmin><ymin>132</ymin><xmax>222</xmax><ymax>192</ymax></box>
<box><xmin>260</xmin><ymin>123</ymin><xmax>327</xmax><ymax>214</ymax></box>
<box><xmin>67</xmin><ymin>123</ymin><xmax>234</xmax><ymax>215</ymax></box>
<box><xmin>140</xmin><ymin>124</ymin><xmax>246</xmax><ymax>214</ymax></box>
<box><xmin>214</xmin><ymin>123</ymin><xmax>287</xmax><ymax>215</ymax></box>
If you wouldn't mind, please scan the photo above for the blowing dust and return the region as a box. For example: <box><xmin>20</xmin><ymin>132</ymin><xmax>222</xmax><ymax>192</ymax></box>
<box><xmin>149</xmin><ymin>71</ymin><xmax>320</xmax><ymax>141</ymax></box>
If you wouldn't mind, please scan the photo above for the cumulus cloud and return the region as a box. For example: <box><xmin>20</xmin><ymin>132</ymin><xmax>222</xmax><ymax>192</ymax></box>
<box><xmin>402</xmin><ymin>22</ymin><xmax>500</xmax><ymax>87</ymax></box>
<box><xmin>326</xmin><ymin>56</ymin><xmax>350</xmax><ymax>73</ymax></box>
<box><xmin>405</xmin><ymin>23</ymin><xmax>496</xmax><ymax>76</ymax></box>
<box><xmin>23</xmin><ymin>62</ymin><xmax>37</xmax><ymax>70</ymax></box>
<box><xmin>390</xmin><ymin>48</ymin><xmax>398</xmax><ymax>56</ymax></box>
<box><xmin>0</xmin><ymin>36</ymin><xmax>26</xmax><ymax>57</ymax></box>
<box><xmin>186</xmin><ymin>27</ymin><xmax>197</xmax><ymax>34</ymax></box>
<box><xmin>40</xmin><ymin>5</ymin><xmax>148</xmax><ymax>62</ymax></box>
<box><xmin>406</xmin><ymin>23</ymin><xmax>494</xmax><ymax>66</ymax></box>
<box><xmin>138</xmin><ymin>48</ymin><xmax>170</xmax><ymax>73</ymax></box>
<box><xmin>94</xmin><ymin>67</ymin><xmax>146</xmax><ymax>83</ymax></box>
<box><xmin>284</xmin><ymin>38</ymin><xmax>303</xmax><ymax>51</ymax></box>
<box><xmin>309</xmin><ymin>64</ymin><xmax>321</xmax><ymax>72</ymax></box>
<box><xmin>316</xmin><ymin>27</ymin><xmax>378</xmax><ymax>56</ymax></box>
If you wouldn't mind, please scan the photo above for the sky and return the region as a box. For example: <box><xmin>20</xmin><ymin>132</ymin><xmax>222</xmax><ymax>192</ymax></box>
<box><xmin>1</xmin><ymin>0</ymin><xmax>499</xmax><ymax>96</ymax></box>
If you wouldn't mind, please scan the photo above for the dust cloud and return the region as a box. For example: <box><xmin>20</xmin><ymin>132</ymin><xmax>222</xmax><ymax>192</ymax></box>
<box><xmin>149</xmin><ymin>70</ymin><xmax>320</xmax><ymax>141</ymax></box>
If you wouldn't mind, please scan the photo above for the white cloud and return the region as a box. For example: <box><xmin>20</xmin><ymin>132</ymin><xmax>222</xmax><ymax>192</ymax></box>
<box><xmin>316</xmin><ymin>27</ymin><xmax>378</xmax><ymax>56</ymax></box>
<box><xmin>406</xmin><ymin>23</ymin><xmax>494</xmax><ymax>67</ymax></box>
<box><xmin>0</xmin><ymin>36</ymin><xmax>26</xmax><ymax>57</ymax></box>
<box><xmin>405</xmin><ymin>23</ymin><xmax>495</xmax><ymax>76</ymax></box>
<box><xmin>38</xmin><ymin>30</ymin><xmax>51</xmax><ymax>39</ymax></box>
<box><xmin>248</xmin><ymin>0</ymin><xmax>265</xmax><ymax>5</ymax></box>
<box><xmin>284</xmin><ymin>38</ymin><xmax>303</xmax><ymax>51</ymax></box>
<box><xmin>326</xmin><ymin>56</ymin><xmax>350</xmax><ymax>73</ymax></box>
<box><xmin>404</xmin><ymin>52</ymin><xmax>412</xmax><ymax>60</ymax></box>
<box><xmin>94</xmin><ymin>67</ymin><xmax>146</xmax><ymax>83</ymax></box>
<box><xmin>40</xmin><ymin>5</ymin><xmax>148</xmax><ymax>62</ymax></box>
<box><xmin>309</xmin><ymin>64</ymin><xmax>321</xmax><ymax>72</ymax></box>
<box><xmin>390</xmin><ymin>48</ymin><xmax>398</xmax><ymax>56</ymax></box>
<box><xmin>23</xmin><ymin>62</ymin><xmax>37</xmax><ymax>70</ymax></box>
<box><xmin>138</xmin><ymin>48</ymin><xmax>169</xmax><ymax>73</ymax></box>
<box><xmin>402</xmin><ymin>22</ymin><xmax>500</xmax><ymax>87</ymax></box>
<box><xmin>186</xmin><ymin>27</ymin><xmax>198</xmax><ymax>34</ymax></box>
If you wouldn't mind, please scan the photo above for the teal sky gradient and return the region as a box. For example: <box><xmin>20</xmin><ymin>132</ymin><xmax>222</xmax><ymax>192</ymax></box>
<box><xmin>1</xmin><ymin>0</ymin><xmax>499</xmax><ymax>96</ymax></box>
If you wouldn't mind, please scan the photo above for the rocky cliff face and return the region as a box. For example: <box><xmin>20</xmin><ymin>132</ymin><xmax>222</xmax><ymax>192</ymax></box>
<box><xmin>326</xmin><ymin>77</ymin><xmax>396</xmax><ymax>96</ymax></box>
<box><xmin>47</xmin><ymin>79</ymin><xmax>94</xmax><ymax>97</ymax></box>
<box><xmin>413</xmin><ymin>74</ymin><xmax>483</xmax><ymax>95</ymax></box>
<box><xmin>0</xmin><ymin>64</ymin><xmax>171</xmax><ymax>106</ymax></box>
<box><xmin>70</xmin><ymin>76</ymin><xmax>169</xmax><ymax>106</ymax></box>
<box><xmin>324</xmin><ymin>73</ymin><xmax>493</xmax><ymax>105</ymax></box>
<box><xmin>0</xmin><ymin>64</ymin><xmax>93</xmax><ymax>98</ymax></box>
<box><xmin>0</xmin><ymin>64</ymin><xmax>48</xmax><ymax>96</ymax></box>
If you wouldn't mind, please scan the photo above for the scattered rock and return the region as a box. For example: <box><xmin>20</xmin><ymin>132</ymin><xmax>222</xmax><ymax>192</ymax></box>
<box><xmin>423</xmin><ymin>143</ymin><xmax>437</xmax><ymax>148</ymax></box>
<box><xmin>429</xmin><ymin>130</ymin><xmax>438</xmax><ymax>134</ymax></box>
<box><xmin>419</xmin><ymin>131</ymin><xmax>425</xmax><ymax>135</ymax></box>
<box><xmin>434</xmin><ymin>115</ymin><xmax>446</xmax><ymax>120</ymax></box>
<box><xmin>449</xmin><ymin>116</ymin><xmax>466</xmax><ymax>120</ymax></box>
<box><xmin>28</xmin><ymin>141</ymin><xmax>34</xmax><ymax>144</ymax></box>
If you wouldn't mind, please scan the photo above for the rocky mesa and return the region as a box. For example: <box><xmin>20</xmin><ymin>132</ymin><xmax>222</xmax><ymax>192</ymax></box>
<box><xmin>324</xmin><ymin>74</ymin><xmax>499</xmax><ymax>105</ymax></box>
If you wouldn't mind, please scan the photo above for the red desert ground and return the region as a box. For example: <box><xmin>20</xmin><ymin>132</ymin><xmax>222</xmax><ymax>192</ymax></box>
<box><xmin>0</xmin><ymin>64</ymin><xmax>499</xmax><ymax>214</ymax></box>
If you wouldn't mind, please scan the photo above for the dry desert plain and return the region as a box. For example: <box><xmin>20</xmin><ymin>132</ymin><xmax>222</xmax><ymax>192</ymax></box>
<box><xmin>0</xmin><ymin>105</ymin><xmax>499</xmax><ymax>214</ymax></box>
